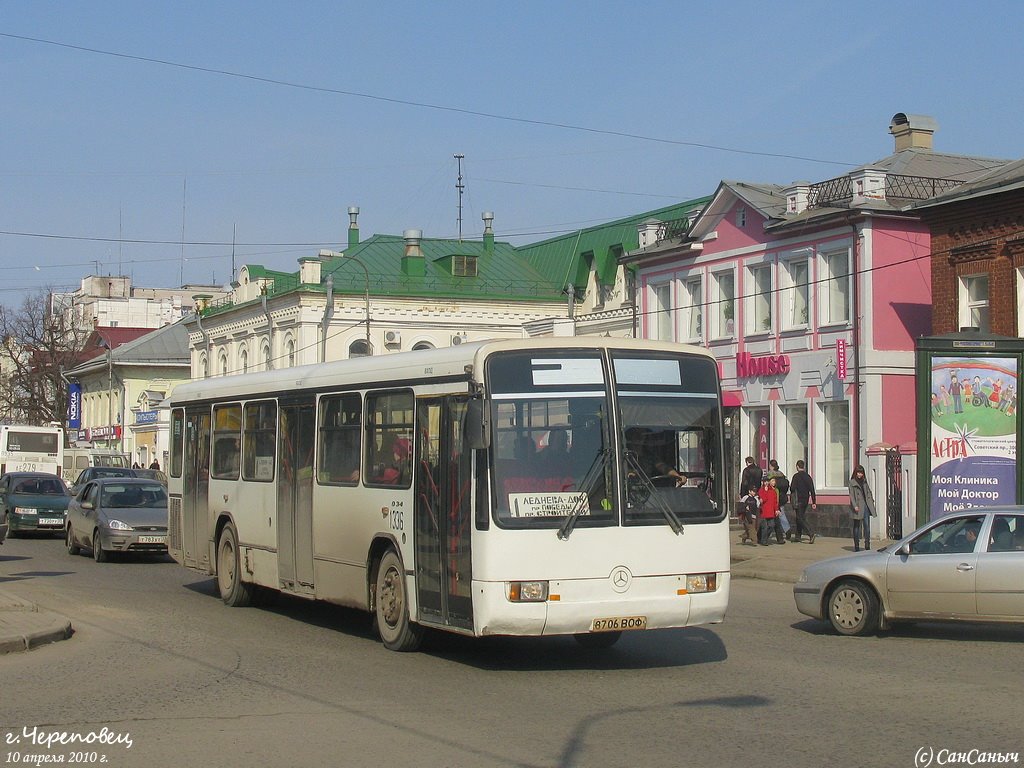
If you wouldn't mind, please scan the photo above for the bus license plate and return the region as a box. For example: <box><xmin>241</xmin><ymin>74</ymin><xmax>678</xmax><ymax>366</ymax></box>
<box><xmin>138</xmin><ymin>536</ymin><xmax>166</xmax><ymax>544</ymax></box>
<box><xmin>590</xmin><ymin>616</ymin><xmax>647</xmax><ymax>632</ymax></box>
<box><xmin>39</xmin><ymin>518</ymin><xmax>64</xmax><ymax>526</ymax></box>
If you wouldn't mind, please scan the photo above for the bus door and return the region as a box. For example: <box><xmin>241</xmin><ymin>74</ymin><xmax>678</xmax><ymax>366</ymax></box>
<box><xmin>277</xmin><ymin>399</ymin><xmax>316</xmax><ymax>593</ymax></box>
<box><xmin>182</xmin><ymin>408</ymin><xmax>211</xmax><ymax>570</ymax></box>
<box><xmin>414</xmin><ymin>396</ymin><xmax>473</xmax><ymax>630</ymax></box>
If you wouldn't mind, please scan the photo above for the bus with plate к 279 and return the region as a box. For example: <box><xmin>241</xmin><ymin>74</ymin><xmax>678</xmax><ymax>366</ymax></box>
<box><xmin>0</xmin><ymin>424</ymin><xmax>64</xmax><ymax>477</ymax></box>
<box><xmin>167</xmin><ymin>337</ymin><xmax>730</xmax><ymax>651</ymax></box>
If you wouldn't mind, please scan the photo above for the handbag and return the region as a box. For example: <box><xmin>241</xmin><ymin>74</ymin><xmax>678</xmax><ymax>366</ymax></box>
<box><xmin>777</xmin><ymin>509</ymin><xmax>791</xmax><ymax>533</ymax></box>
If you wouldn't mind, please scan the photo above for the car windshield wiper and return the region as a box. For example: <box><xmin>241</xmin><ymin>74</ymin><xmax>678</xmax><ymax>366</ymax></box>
<box><xmin>624</xmin><ymin>451</ymin><xmax>684</xmax><ymax>535</ymax></box>
<box><xmin>557</xmin><ymin>449</ymin><xmax>609</xmax><ymax>541</ymax></box>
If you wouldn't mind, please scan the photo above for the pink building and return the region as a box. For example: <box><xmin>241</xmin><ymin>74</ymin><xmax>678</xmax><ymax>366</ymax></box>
<box><xmin>624</xmin><ymin>114</ymin><xmax>1004</xmax><ymax>536</ymax></box>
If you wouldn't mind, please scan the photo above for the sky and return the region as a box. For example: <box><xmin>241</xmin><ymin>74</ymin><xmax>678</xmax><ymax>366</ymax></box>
<box><xmin>3</xmin><ymin>0</ymin><xmax>1023</xmax><ymax>297</ymax></box>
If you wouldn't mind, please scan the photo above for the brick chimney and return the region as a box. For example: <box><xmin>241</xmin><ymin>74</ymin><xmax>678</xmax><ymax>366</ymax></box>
<box><xmin>889</xmin><ymin>113</ymin><xmax>937</xmax><ymax>152</ymax></box>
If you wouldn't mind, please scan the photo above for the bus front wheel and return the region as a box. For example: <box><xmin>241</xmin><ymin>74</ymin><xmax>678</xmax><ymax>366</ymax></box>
<box><xmin>374</xmin><ymin>549</ymin><xmax>423</xmax><ymax>652</ymax></box>
<box><xmin>217</xmin><ymin>524</ymin><xmax>254</xmax><ymax>607</ymax></box>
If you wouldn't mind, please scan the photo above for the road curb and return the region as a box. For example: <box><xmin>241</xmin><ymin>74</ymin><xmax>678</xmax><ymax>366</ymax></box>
<box><xmin>0</xmin><ymin>592</ymin><xmax>74</xmax><ymax>654</ymax></box>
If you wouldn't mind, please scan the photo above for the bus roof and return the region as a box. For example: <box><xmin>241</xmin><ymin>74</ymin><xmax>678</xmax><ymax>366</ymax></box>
<box><xmin>169</xmin><ymin>337</ymin><xmax>714</xmax><ymax>406</ymax></box>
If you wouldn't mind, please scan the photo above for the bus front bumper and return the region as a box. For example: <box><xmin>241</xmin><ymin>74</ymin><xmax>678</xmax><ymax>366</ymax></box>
<box><xmin>472</xmin><ymin>572</ymin><xmax>729</xmax><ymax>637</ymax></box>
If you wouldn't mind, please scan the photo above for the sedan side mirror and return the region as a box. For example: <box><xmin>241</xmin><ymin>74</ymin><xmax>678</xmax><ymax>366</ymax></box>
<box><xmin>81</xmin><ymin>501</ymin><xmax>94</xmax><ymax>511</ymax></box>
<box><xmin>898</xmin><ymin>542</ymin><xmax>912</xmax><ymax>556</ymax></box>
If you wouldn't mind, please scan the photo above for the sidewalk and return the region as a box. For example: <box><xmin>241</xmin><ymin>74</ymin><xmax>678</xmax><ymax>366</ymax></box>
<box><xmin>730</xmin><ymin>533</ymin><xmax>893</xmax><ymax>584</ymax></box>
<box><xmin>0</xmin><ymin>590</ymin><xmax>73</xmax><ymax>654</ymax></box>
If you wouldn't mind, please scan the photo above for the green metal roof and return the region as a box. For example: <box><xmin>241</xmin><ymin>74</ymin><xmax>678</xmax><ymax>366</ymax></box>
<box><xmin>320</xmin><ymin>234</ymin><xmax>562</xmax><ymax>302</ymax></box>
<box><xmin>517</xmin><ymin>198</ymin><xmax>711</xmax><ymax>289</ymax></box>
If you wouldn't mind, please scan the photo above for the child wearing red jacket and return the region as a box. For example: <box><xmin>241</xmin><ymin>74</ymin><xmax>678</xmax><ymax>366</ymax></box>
<box><xmin>757</xmin><ymin>476</ymin><xmax>780</xmax><ymax>545</ymax></box>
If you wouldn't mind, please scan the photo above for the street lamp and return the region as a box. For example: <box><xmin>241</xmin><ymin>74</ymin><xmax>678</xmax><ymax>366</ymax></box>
<box><xmin>319</xmin><ymin>250</ymin><xmax>371</xmax><ymax>355</ymax></box>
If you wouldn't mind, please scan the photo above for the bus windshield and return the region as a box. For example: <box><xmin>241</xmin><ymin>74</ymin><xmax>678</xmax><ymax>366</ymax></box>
<box><xmin>488</xmin><ymin>351</ymin><xmax>616</xmax><ymax>530</ymax></box>
<box><xmin>613</xmin><ymin>352</ymin><xmax>722</xmax><ymax>525</ymax></box>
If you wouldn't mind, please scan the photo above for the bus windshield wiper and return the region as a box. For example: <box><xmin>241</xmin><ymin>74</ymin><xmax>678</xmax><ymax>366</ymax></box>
<box><xmin>624</xmin><ymin>451</ymin><xmax>684</xmax><ymax>535</ymax></box>
<box><xmin>557</xmin><ymin>449</ymin><xmax>608</xmax><ymax>541</ymax></box>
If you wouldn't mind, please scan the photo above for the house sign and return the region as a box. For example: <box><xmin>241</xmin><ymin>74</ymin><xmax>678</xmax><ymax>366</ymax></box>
<box><xmin>736</xmin><ymin>352</ymin><xmax>791</xmax><ymax>380</ymax></box>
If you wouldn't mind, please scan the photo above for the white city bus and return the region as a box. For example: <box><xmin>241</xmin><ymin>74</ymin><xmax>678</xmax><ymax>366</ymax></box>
<box><xmin>0</xmin><ymin>425</ymin><xmax>65</xmax><ymax>476</ymax></box>
<box><xmin>168</xmin><ymin>338</ymin><xmax>729</xmax><ymax>650</ymax></box>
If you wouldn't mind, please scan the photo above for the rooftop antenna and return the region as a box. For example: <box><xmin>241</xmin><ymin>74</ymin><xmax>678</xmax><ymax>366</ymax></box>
<box><xmin>118</xmin><ymin>206</ymin><xmax>123</xmax><ymax>276</ymax></box>
<box><xmin>231</xmin><ymin>223</ymin><xmax>236</xmax><ymax>280</ymax></box>
<box><xmin>454</xmin><ymin>153</ymin><xmax>465</xmax><ymax>242</ymax></box>
<box><xmin>179</xmin><ymin>176</ymin><xmax>187</xmax><ymax>287</ymax></box>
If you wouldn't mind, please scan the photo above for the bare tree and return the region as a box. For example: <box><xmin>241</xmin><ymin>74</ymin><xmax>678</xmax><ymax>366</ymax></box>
<box><xmin>0</xmin><ymin>287</ymin><xmax>92</xmax><ymax>426</ymax></box>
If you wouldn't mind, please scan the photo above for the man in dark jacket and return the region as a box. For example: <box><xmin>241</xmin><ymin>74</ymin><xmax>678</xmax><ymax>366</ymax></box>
<box><xmin>739</xmin><ymin>456</ymin><xmax>763</xmax><ymax>497</ymax></box>
<box><xmin>789</xmin><ymin>459</ymin><xmax>817</xmax><ymax>543</ymax></box>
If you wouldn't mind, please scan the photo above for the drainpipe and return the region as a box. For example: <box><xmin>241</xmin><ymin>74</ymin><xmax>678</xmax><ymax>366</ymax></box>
<box><xmin>851</xmin><ymin>221</ymin><xmax>863</xmax><ymax>465</ymax></box>
<box><xmin>261</xmin><ymin>291</ymin><xmax>274</xmax><ymax>370</ymax></box>
<box><xmin>320</xmin><ymin>274</ymin><xmax>334</xmax><ymax>363</ymax></box>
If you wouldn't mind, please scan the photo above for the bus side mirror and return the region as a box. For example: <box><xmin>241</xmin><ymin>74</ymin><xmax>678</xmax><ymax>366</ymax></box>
<box><xmin>465</xmin><ymin>400</ymin><xmax>490</xmax><ymax>450</ymax></box>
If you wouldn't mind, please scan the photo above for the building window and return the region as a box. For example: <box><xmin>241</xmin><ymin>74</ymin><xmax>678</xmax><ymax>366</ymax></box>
<box><xmin>199</xmin><ymin>353</ymin><xmax>209</xmax><ymax>379</ymax></box>
<box><xmin>783</xmin><ymin>258</ymin><xmax>810</xmax><ymax>329</ymax></box>
<box><xmin>349</xmin><ymin>339</ymin><xmax>372</xmax><ymax>358</ymax></box>
<box><xmin>286</xmin><ymin>339</ymin><xmax>296</xmax><ymax>368</ymax></box>
<box><xmin>748</xmin><ymin>264</ymin><xmax>772</xmax><ymax>333</ymax></box>
<box><xmin>412</xmin><ymin>341</ymin><xmax>434</xmax><ymax>351</ymax></box>
<box><xmin>820</xmin><ymin>248</ymin><xmax>851</xmax><ymax>325</ymax></box>
<box><xmin>736</xmin><ymin>208</ymin><xmax>746</xmax><ymax>228</ymax></box>
<box><xmin>960</xmin><ymin>274</ymin><xmax>990</xmax><ymax>332</ymax></box>
<box><xmin>651</xmin><ymin>282</ymin><xmax>673</xmax><ymax>341</ymax></box>
<box><xmin>219</xmin><ymin>351</ymin><xmax>228</xmax><ymax>377</ymax></box>
<box><xmin>261</xmin><ymin>342</ymin><xmax>272</xmax><ymax>371</ymax></box>
<box><xmin>240</xmin><ymin>349</ymin><xmax>248</xmax><ymax>374</ymax></box>
<box><xmin>820</xmin><ymin>401</ymin><xmax>849</xmax><ymax>489</ymax></box>
<box><xmin>682</xmin><ymin>277</ymin><xmax>703</xmax><ymax>342</ymax></box>
<box><xmin>779</xmin><ymin>404</ymin><xmax>808</xmax><ymax>474</ymax></box>
<box><xmin>451</xmin><ymin>255</ymin><xmax>478</xmax><ymax>277</ymax></box>
<box><xmin>713</xmin><ymin>270</ymin><xmax>735</xmax><ymax>338</ymax></box>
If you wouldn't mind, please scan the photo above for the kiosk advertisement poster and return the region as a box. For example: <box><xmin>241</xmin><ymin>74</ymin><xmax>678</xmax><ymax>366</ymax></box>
<box><xmin>928</xmin><ymin>356</ymin><xmax>1018</xmax><ymax>517</ymax></box>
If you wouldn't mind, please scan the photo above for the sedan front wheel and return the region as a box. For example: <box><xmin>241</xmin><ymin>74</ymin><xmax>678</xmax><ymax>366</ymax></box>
<box><xmin>67</xmin><ymin>525</ymin><xmax>81</xmax><ymax>556</ymax></box>
<box><xmin>827</xmin><ymin>579</ymin><xmax>878</xmax><ymax>636</ymax></box>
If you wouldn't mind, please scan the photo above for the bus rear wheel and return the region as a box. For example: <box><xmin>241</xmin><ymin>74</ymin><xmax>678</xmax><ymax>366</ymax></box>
<box><xmin>374</xmin><ymin>549</ymin><xmax>423</xmax><ymax>652</ymax></box>
<box><xmin>217</xmin><ymin>524</ymin><xmax>254</xmax><ymax>607</ymax></box>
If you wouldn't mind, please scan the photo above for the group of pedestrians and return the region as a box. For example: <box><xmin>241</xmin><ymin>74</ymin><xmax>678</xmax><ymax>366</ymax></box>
<box><xmin>737</xmin><ymin>457</ymin><xmax>879</xmax><ymax>551</ymax></box>
<box><xmin>737</xmin><ymin>456</ymin><xmax>817</xmax><ymax>546</ymax></box>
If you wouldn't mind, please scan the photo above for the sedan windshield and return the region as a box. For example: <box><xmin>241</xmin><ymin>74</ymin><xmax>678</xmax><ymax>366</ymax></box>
<box><xmin>101</xmin><ymin>484</ymin><xmax>167</xmax><ymax>508</ymax></box>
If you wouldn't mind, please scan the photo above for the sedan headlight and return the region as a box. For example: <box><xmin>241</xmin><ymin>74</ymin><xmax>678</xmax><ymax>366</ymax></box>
<box><xmin>13</xmin><ymin>507</ymin><xmax>38</xmax><ymax>515</ymax></box>
<box><xmin>106</xmin><ymin>519</ymin><xmax>133</xmax><ymax>531</ymax></box>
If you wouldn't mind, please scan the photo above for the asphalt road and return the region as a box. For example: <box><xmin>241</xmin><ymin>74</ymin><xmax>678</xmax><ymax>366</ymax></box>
<box><xmin>1</xmin><ymin>535</ymin><xmax>1022</xmax><ymax>768</ymax></box>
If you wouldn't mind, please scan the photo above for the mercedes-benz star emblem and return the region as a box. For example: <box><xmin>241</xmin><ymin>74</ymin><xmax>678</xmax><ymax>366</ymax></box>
<box><xmin>610</xmin><ymin>566</ymin><xmax>632</xmax><ymax>593</ymax></box>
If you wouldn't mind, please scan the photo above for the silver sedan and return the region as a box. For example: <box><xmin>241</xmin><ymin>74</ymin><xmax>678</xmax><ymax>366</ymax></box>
<box><xmin>794</xmin><ymin>507</ymin><xmax>1024</xmax><ymax>635</ymax></box>
<box><xmin>66</xmin><ymin>478</ymin><xmax>169</xmax><ymax>562</ymax></box>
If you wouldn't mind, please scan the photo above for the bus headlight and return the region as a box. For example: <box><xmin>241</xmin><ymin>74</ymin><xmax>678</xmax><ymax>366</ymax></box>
<box><xmin>685</xmin><ymin>573</ymin><xmax>718</xmax><ymax>593</ymax></box>
<box><xmin>506</xmin><ymin>581</ymin><xmax>549</xmax><ymax>602</ymax></box>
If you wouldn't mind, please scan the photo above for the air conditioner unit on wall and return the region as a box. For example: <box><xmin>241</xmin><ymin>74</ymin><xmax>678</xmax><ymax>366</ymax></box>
<box><xmin>385</xmin><ymin>330</ymin><xmax>401</xmax><ymax>345</ymax></box>
<box><xmin>451</xmin><ymin>333</ymin><xmax>467</xmax><ymax>345</ymax></box>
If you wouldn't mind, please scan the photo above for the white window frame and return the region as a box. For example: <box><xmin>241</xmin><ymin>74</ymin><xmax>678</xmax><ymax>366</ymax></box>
<box><xmin>959</xmin><ymin>273</ymin><xmax>990</xmax><ymax>332</ymax></box>
<box><xmin>711</xmin><ymin>268</ymin><xmax>736</xmax><ymax>339</ymax></box>
<box><xmin>819</xmin><ymin>246</ymin><xmax>851</xmax><ymax>326</ymax></box>
<box><xmin>681</xmin><ymin>275</ymin><xmax>703</xmax><ymax>343</ymax></box>
<box><xmin>819</xmin><ymin>400</ymin><xmax>850</xmax><ymax>490</ymax></box>
<box><xmin>746</xmin><ymin>262</ymin><xmax>773</xmax><ymax>335</ymax></box>
<box><xmin>779</xmin><ymin>403</ymin><xmax>809</xmax><ymax>476</ymax></box>
<box><xmin>780</xmin><ymin>250</ymin><xmax>812</xmax><ymax>330</ymax></box>
<box><xmin>649</xmin><ymin>281</ymin><xmax>675</xmax><ymax>342</ymax></box>
<box><xmin>1018</xmin><ymin>267</ymin><xmax>1024</xmax><ymax>337</ymax></box>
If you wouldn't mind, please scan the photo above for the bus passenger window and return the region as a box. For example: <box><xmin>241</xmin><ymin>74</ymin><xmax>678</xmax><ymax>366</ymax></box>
<box><xmin>318</xmin><ymin>394</ymin><xmax>362</xmax><ymax>485</ymax></box>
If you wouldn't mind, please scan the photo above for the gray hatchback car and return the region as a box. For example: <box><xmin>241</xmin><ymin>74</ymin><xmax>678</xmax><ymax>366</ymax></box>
<box><xmin>66</xmin><ymin>478</ymin><xmax>169</xmax><ymax>562</ymax></box>
<box><xmin>794</xmin><ymin>507</ymin><xmax>1024</xmax><ymax>635</ymax></box>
